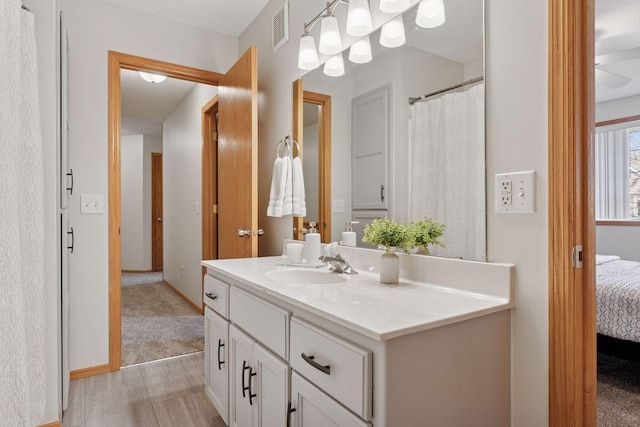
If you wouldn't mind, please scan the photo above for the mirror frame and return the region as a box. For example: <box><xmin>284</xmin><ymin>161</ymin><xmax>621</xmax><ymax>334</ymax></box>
<box><xmin>292</xmin><ymin>79</ymin><xmax>332</xmax><ymax>243</ymax></box>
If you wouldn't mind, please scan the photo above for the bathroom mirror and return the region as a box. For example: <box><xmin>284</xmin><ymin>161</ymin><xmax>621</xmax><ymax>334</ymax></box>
<box><xmin>294</xmin><ymin>0</ymin><xmax>486</xmax><ymax>261</ymax></box>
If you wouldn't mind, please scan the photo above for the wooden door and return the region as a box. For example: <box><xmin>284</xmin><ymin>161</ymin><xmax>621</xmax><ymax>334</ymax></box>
<box><xmin>217</xmin><ymin>47</ymin><xmax>258</xmax><ymax>259</ymax></box>
<box><xmin>151</xmin><ymin>153</ymin><xmax>163</xmax><ymax>271</ymax></box>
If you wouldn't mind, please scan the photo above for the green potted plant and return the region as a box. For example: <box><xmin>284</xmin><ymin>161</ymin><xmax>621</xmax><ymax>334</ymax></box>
<box><xmin>410</xmin><ymin>217</ymin><xmax>445</xmax><ymax>255</ymax></box>
<box><xmin>362</xmin><ymin>218</ymin><xmax>412</xmax><ymax>284</ymax></box>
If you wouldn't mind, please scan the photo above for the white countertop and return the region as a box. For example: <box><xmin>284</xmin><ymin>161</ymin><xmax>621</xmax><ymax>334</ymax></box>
<box><xmin>202</xmin><ymin>255</ymin><xmax>514</xmax><ymax>341</ymax></box>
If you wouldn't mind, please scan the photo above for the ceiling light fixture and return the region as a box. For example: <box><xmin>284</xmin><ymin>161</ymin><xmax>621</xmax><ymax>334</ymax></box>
<box><xmin>379</xmin><ymin>14</ymin><xmax>406</xmax><ymax>48</ymax></box>
<box><xmin>379</xmin><ymin>0</ymin><xmax>409</xmax><ymax>14</ymax></box>
<box><xmin>415</xmin><ymin>0</ymin><xmax>446</xmax><ymax>28</ymax></box>
<box><xmin>348</xmin><ymin>35</ymin><xmax>372</xmax><ymax>63</ymax></box>
<box><xmin>346</xmin><ymin>0</ymin><xmax>373</xmax><ymax>36</ymax></box>
<box><xmin>323</xmin><ymin>53</ymin><xmax>345</xmax><ymax>77</ymax></box>
<box><xmin>138</xmin><ymin>71</ymin><xmax>167</xmax><ymax>84</ymax></box>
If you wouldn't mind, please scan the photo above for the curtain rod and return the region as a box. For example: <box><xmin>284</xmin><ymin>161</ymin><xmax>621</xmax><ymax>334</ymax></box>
<box><xmin>408</xmin><ymin>76</ymin><xmax>484</xmax><ymax>105</ymax></box>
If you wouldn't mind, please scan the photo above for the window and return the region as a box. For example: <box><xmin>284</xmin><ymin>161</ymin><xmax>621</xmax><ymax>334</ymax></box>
<box><xmin>595</xmin><ymin>121</ymin><xmax>640</xmax><ymax>220</ymax></box>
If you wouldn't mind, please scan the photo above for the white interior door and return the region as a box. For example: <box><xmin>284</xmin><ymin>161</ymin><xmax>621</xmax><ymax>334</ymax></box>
<box><xmin>59</xmin><ymin>11</ymin><xmax>71</xmax><ymax>209</ymax></box>
<box><xmin>60</xmin><ymin>212</ymin><xmax>71</xmax><ymax>410</ymax></box>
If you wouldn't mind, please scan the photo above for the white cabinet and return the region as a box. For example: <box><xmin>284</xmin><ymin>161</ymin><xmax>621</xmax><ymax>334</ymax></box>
<box><xmin>290</xmin><ymin>372</ymin><xmax>369</xmax><ymax>427</ymax></box>
<box><xmin>205</xmin><ymin>307</ymin><xmax>229</xmax><ymax>424</ymax></box>
<box><xmin>229</xmin><ymin>325</ymin><xmax>289</xmax><ymax>427</ymax></box>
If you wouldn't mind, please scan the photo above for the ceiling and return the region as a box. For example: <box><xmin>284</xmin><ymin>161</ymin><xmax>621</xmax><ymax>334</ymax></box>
<box><xmin>98</xmin><ymin>0</ymin><xmax>270</xmax><ymax>37</ymax></box>
<box><xmin>595</xmin><ymin>0</ymin><xmax>640</xmax><ymax>102</ymax></box>
<box><xmin>121</xmin><ymin>69</ymin><xmax>202</xmax><ymax>123</ymax></box>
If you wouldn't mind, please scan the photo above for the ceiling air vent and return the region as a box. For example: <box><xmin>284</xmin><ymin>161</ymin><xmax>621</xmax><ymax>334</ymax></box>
<box><xmin>272</xmin><ymin>1</ymin><xmax>289</xmax><ymax>53</ymax></box>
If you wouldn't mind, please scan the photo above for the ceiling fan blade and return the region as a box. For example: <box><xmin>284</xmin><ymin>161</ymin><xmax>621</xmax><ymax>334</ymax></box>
<box><xmin>595</xmin><ymin>68</ymin><xmax>632</xmax><ymax>89</ymax></box>
<box><xmin>596</xmin><ymin>47</ymin><xmax>640</xmax><ymax>65</ymax></box>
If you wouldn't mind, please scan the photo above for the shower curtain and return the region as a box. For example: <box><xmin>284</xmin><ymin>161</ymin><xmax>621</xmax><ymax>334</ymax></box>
<box><xmin>0</xmin><ymin>0</ymin><xmax>47</xmax><ymax>424</ymax></box>
<box><xmin>409</xmin><ymin>83</ymin><xmax>486</xmax><ymax>261</ymax></box>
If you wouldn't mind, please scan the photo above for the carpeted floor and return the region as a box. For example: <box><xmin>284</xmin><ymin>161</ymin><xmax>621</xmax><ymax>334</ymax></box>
<box><xmin>121</xmin><ymin>272</ymin><xmax>204</xmax><ymax>367</ymax></box>
<box><xmin>598</xmin><ymin>353</ymin><xmax>640</xmax><ymax>426</ymax></box>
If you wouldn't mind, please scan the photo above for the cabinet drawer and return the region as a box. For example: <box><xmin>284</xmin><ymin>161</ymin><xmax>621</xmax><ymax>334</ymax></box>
<box><xmin>204</xmin><ymin>274</ymin><xmax>229</xmax><ymax>318</ymax></box>
<box><xmin>229</xmin><ymin>287</ymin><xmax>289</xmax><ymax>360</ymax></box>
<box><xmin>290</xmin><ymin>317</ymin><xmax>372</xmax><ymax>420</ymax></box>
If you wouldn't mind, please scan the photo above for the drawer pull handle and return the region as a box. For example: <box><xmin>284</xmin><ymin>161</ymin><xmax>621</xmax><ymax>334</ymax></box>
<box><xmin>242</xmin><ymin>361</ymin><xmax>250</xmax><ymax>398</ymax></box>
<box><xmin>301</xmin><ymin>353</ymin><xmax>331</xmax><ymax>375</ymax></box>
<box><xmin>217</xmin><ymin>339</ymin><xmax>225</xmax><ymax>370</ymax></box>
<box><xmin>205</xmin><ymin>292</ymin><xmax>217</xmax><ymax>301</ymax></box>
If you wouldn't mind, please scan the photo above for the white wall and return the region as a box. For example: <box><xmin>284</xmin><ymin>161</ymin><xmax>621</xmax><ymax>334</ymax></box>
<box><xmin>60</xmin><ymin>0</ymin><xmax>237</xmax><ymax>371</ymax></box>
<box><xmin>163</xmin><ymin>84</ymin><xmax>218</xmax><ymax>306</ymax></box>
<box><xmin>596</xmin><ymin>225</ymin><xmax>640</xmax><ymax>261</ymax></box>
<box><xmin>122</xmin><ymin>116</ymin><xmax>162</xmax><ymax>137</ymax></box>
<box><xmin>23</xmin><ymin>0</ymin><xmax>61</xmax><ymax>423</ymax></box>
<box><xmin>121</xmin><ymin>135</ymin><xmax>145</xmax><ymax>269</ymax></box>
<box><xmin>240</xmin><ymin>0</ymin><xmax>550</xmax><ymax>425</ymax></box>
<box><xmin>120</xmin><ymin>135</ymin><xmax>162</xmax><ymax>271</ymax></box>
<box><xmin>596</xmin><ymin>94</ymin><xmax>640</xmax><ymax>122</ymax></box>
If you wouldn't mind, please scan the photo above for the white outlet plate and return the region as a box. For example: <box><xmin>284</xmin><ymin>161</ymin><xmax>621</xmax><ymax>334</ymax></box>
<box><xmin>333</xmin><ymin>199</ymin><xmax>345</xmax><ymax>213</ymax></box>
<box><xmin>80</xmin><ymin>194</ymin><xmax>104</xmax><ymax>214</ymax></box>
<box><xmin>495</xmin><ymin>171</ymin><xmax>536</xmax><ymax>213</ymax></box>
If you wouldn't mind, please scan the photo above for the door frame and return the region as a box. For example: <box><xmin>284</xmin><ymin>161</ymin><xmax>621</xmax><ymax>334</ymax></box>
<box><xmin>201</xmin><ymin>95</ymin><xmax>219</xmax><ymax>312</ymax></box>
<box><xmin>548</xmin><ymin>0</ymin><xmax>597</xmax><ymax>424</ymax></box>
<box><xmin>108</xmin><ymin>51</ymin><xmax>222</xmax><ymax>372</ymax></box>
<box><xmin>292</xmin><ymin>79</ymin><xmax>332</xmax><ymax>243</ymax></box>
<box><xmin>151</xmin><ymin>152</ymin><xmax>163</xmax><ymax>271</ymax></box>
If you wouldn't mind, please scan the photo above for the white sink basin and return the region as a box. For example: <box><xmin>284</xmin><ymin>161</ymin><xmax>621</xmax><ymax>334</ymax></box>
<box><xmin>266</xmin><ymin>269</ymin><xmax>349</xmax><ymax>285</ymax></box>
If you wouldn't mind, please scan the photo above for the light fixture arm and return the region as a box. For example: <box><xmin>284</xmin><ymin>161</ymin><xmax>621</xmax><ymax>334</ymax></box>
<box><xmin>303</xmin><ymin>0</ymin><xmax>349</xmax><ymax>35</ymax></box>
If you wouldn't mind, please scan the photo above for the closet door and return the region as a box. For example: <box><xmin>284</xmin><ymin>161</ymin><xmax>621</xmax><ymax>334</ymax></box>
<box><xmin>351</xmin><ymin>84</ymin><xmax>391</xmax><ymax>212</ymax></box>
<box><xmin>59</xmin><ymin>11</ymin><xmax>71</xmax><ymax>209</ymax></box>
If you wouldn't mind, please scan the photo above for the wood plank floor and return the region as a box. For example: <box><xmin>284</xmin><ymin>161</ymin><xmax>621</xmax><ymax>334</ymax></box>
<box><xmin>62</xmin><ymin>352</ymin><xmax>225</xmax><ymax>427</ymax></box>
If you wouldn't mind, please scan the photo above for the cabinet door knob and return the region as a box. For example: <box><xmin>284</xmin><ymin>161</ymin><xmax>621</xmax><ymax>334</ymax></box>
<box><xmin>242</xmin><ymin>360</ymin><xmax>250</xmax><ymax>398</ymax></box>
<box><xmin>205</xmin><ymin>292</ymin><xmax>217</xmax><ymax>301</ymax></box>
<box><xmin>301</xmin><ymin>353</ymin><xmax>331</xmax><ymax>375</ymax></box>
<box><xmin>248</xmin><ymin>367</ymin><xmax>257</xmax><ymax>406</ymax></box>
<box><xmin>287</xmin><ymin>402</ymin><xmax>296</xmax><ymax>427</ymax></box>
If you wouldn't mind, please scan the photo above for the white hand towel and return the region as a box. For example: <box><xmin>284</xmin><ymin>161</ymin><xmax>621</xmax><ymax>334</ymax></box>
<box><xmin>267</xmin><ymin>157</ymin><xmax>289</xmax><ymax>217</ymax></box>
<box><xmin>292</xmin><ymin>157</ymin><xmax>307</xmax><ymax>217</ymax></box>
<box><xmin>282</xmin><ymin>156</ymin><xmax>293</xmax><ymax>216</ymax></box>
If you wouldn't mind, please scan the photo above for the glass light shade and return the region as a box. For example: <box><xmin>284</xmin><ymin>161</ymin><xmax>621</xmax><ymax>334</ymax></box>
<box><xmin>138</xmin><ymin>71</ymin><xmax>167</xmax><ymax>84</ymax></box>
<box><xmin>323</xmin><ymin>53</ymin><xmax>345</xmax><ymax>77</ymax></box>
<box><xmin>416</xmin><ymin>0</ymin><xmax>446</xmax><ymax>28</ymax></box>
<box><xmin>346</xmin><ymin>0</ymin><xmax>373</xmax><ymax>36</ymax></box>
<box><xmin>298</xmin><ymin>35</ymin><xmax>320</xmax><ymax>70</ymax></box>
<box><xmin>318</xmin><ymin>15</ymin><xmax>343</xmax><ymax>55</ymax></box>
<box><xmin>379</xmin><ymin>15</ymin><xmax>406</xmax><ymax>48</ymax></box>
<box><xmin>379</xmin><ymin>0</ymin><xmax>410</xmax><ymax>14</ymax></box>
<box><xmin>348</xmin><ymin>36</ymin><xmax>372</xmax><ymax>63</ymax></box>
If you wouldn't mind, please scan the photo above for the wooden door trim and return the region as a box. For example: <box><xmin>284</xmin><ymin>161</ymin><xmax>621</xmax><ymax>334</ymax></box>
<box><xmin>292</xmin><ymin>80</ymin><xmax>332</xmax><ymax>243</ymax></box>
<box><xmin>108</xmin><ymin>51</ymin><xmax>221</xmax><ymax>372</ymax></box>
<box><xmin>548</xmin><ymin>0</ymin><xmax>596</xmax><ymax>425</ymax></box>
<box><xmin>202</xmin><ymin>96</ymin><xmax>219</xmax><ymax>312</ymax></box>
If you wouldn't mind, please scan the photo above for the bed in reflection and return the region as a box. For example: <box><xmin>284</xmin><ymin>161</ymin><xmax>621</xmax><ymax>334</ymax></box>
<box><xmin>596</xmin><ymin>254</ymin><xmax>640</xmax><ymax>358</ymax></box>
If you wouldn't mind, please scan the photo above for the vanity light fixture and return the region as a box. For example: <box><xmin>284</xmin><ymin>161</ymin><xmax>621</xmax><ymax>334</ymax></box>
<box><xmin>319</xmin><ymin>13</ymin><xmax>343</xmax><ymax>54</ymax></box>
<box><xmin>346</xmin><ymin>0</ymin><xmax>373</xmax><ymax>36</ymax></box>
<box><xmin>298</xmin><ymin>34</ymin><xmax>320</xmax><ymax>70</ymax></box>
<box><xmin>348</xmin><ymin>35</ymin><xmax>372</xmax><ymax>63</ymax></box>
<box><xmin>415</xmin><ymin>0</ymin><xmax>446</xmax><ymax>28</ymax></box>
<box><xmin>323</xmin><ymin>53</ymin><xmax>345</xmax><ymax>76</ymax></box>
<box><xmin>138</xmin><ymin>71</ymin><xmax>167</xmax><ymax>84</ymax></box>
<box><xmin>379</xmin><ymin>0</ymin><xmax>409</xmax><ymax>14</ymax></box>
<box><xmin>379</xmin><ymin>14</ymin><xmax>406</xmax><ymax>48</ymax></box>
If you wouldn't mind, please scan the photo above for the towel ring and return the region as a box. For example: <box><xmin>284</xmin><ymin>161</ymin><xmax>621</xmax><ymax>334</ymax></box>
<box><xmin>276</xmin><ymin>135</ymin><xmax>301</xmax><ymax>158</ymax></box>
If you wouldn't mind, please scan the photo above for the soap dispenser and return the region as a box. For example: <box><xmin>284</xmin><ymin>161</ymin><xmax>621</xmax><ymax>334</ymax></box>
<box><xmin>341</xmin><ymin>221</ymin><xmax>359</xmax><ymax>247</ymax></box>
<box><xmin>305</xmin><ymin>222</ymin><xmax>322</xmax><ymax>265</ymax></box>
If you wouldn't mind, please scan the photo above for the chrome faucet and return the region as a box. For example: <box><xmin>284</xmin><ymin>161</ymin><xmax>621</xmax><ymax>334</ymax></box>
<box><xmin>319</xmin><ymin>253</ymin><xmax>358</xmax><ymax>275</ymax></box>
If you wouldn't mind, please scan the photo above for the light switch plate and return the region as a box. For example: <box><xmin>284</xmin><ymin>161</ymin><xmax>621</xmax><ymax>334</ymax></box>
<box><xmin>333</xmin><ymin>199</ymin><xmax>345</xmax><ymax>213</ymax></box>
<box><xmin>81</xmin><ymin>194</ymin><xmax>104</xmax><ymax>214</ymax></box>
<box><xmin>495</xmin><ymin>171</ymin><xmax>536</xmax><ymax>213</ymax></box>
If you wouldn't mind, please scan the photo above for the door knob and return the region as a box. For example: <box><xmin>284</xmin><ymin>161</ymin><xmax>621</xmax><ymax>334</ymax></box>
<box><xmin>237</xmin><ymin>228</ymin><xmax>251</xmax><ymax>238</ymax></box>
<box><xmin>253</xmin><ymin>229</ymin><xmax>264</xmax><ymax>236</ymax></box>
<box><xmin>157</xmin><ymin>217</ymin><xmax>163</xmax><ymax>222</ymax></box>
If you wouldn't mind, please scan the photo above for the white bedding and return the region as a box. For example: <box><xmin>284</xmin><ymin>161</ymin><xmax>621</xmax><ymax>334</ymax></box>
<box><xmin>596</xmin><ymin>258</ymin><xmax>640</xmax><ymax>343</ymax></box>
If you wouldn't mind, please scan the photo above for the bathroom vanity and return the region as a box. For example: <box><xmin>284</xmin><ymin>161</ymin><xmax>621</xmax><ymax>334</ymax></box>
<box><xmin>202</xmin><ymin>248</ymin><xmax>514</xmax><ymax>427</ymax></box>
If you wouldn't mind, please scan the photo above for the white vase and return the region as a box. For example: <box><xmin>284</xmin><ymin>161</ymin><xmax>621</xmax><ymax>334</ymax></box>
<box><xmin>380</xmin><ymin>252</ymin><xmax>399</xmax><ymax>284</ymax></box>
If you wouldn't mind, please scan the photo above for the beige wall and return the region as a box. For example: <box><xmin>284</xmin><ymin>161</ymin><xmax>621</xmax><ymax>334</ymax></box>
<box><xmin>239</xmin><ymin>0</ymin><xmax>550</xmax><ymax>425</ymax></box>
